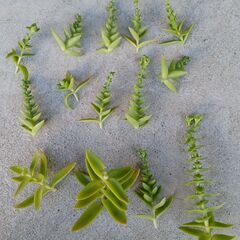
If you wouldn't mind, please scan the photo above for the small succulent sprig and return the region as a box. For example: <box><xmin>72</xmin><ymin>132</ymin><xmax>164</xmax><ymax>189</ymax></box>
<box><xmin>72</xmin><ymin>150</ymin><xmax>140</xmax><ymax>231</ymax></box>
<box><xmin>10</xmin><ymin>150</ymin><xmax>76</xmax><ymax>211</ymax></box>
<box><xmin>135</xmin><ymin>149</ymin><xmax>173</xmax><ymax>229</ymax></box>
<box><xmin>124</xmin><ymin>0</ymin><xmax>155</xmax><ymax>52</ymax></box>
<box><xmin>20</xmin><ymin>77</ymin><xmax>45</xmax><ymax>137</ymax></box>
<box><xmin>179</xmin><ymin>115</ymin><xmax>236</xmax><ymax>240</ymax></box>
<box><xmin>98</xmin><ymin>0</ymin><xmax>122</xmax><ymax>53</ymax></box>
<box><xmin>160</xmin><ymin>0</ymin><xmax>194</xmax><ymax>46</ymax></box>
<box><xmin>51</xmin><ymin>14</ymin><xmax>83</xmax><ymax>57</ymax></box>
<box><xmin>79</xmin><ymin>72</ymin><xmax>116</xmax><ymax>128</ymax></box>
<box><xmin>125</xmin><ymin>55</ymin><xmax>151</xmax><ymax>129</ymax></box>
<box><xmin>159</xmin><ymin>55</ymin><xmax>190</xmax><ymax>93</ymax></box>
<box><xmin>57</xmin><ymin>72</ymin><xmax>92</xmax><ymax>110</ymax></box>
<box><xmin>6</xmin><ymin>23</ymin><xmax>40</xmax><ymax>78</ymax></box>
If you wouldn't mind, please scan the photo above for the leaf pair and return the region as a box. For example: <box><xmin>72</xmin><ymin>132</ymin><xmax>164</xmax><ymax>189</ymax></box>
<box><xmin>159</xmin><ymin>55</ymin><xmax>190</xmax><ymax>93</ymax></box>
<box><xmin>125</xmin><ymin>55</ymin><xmax>151</xmax><ymax>129</ymax></box>
<box><xmin>180</xmin><ymin>115</ymin><xmax>236</xmax><ymax>239</ymax></box>
<box><xmin>160</xmin><ymin>0</ymin><xmax>194</xmax><ymax>46</ymax></box>
<box><xmin>72</xmin><ymin>150</ymin><xmax>139</xmax><ymax>231</ymax></box>
<box><xmin>51</xmin><ymin>14</ymin><xmax>83</xmax><ymax>57</ymax></box>
<box><xmin>10</xmin><ymin>150</ymin><xmax>76</xmax><ymax>211</ymax></box>
<box><xmin>57</xmin><ymin>71</ymin><xmax>92</xmax><ymax>110</ymax></box>
<box><xmin>79</xmin><ymin>72</ymin><xmax>116</xmax><ymax>128</ymax></box>
<box><xmin>124</xmin><ymin>0</ymin><xmax>156</xmax><ymax>52</ymax></box>
<box><xmin>135</xmin><ymin>149</ymin><xmax>173</xmax><ymax>228</ymax></box>
<box><xmin>98</xmin><ymin>0</ymin><xmax>122</xmax><ymax>53</ymax></box>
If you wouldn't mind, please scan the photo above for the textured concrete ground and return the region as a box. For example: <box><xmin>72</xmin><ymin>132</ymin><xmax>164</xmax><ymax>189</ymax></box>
<box><xmin>0</xmin><ymin>0</ymin><xmax>240</xmax><ymax>239</ymax></box>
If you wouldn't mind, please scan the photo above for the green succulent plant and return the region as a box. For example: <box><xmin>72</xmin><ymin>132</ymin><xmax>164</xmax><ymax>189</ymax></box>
<box><xmin>57</xmin><ymin>71</ymin><xmax>92</xmax><ymax>110</ymax></box>
<box><xmin>125</xmin><ymin>55</ymin><xmax>151</xmax><ymax>129</ymax></box>
<box><xmin>180</xmin><ymin>115</ymin><xmax>236</xmax><ymax>240</ymax></box>
<box><xmin>10</xmin><ymin>150</ymin><xmax>76</xmax><ymax>211</ymax></box>
<box><xmin>51</xmin><ymin>14</ymin><xmax>83</xmax><ymax>57</ymax></box>
<box><xmin>159</xmin><ymin>55</ymin><xmax>190</xmax><ymax>93</ymax></box>
<box><xmin>79</xmin><ymin>72</ymin><xmax>116</xmax><ymax>128</ymax></box>
<box><xmin>6</xmin><ymin>23</ymin><xmax>45</xmax><ymax>137</ymax></box>
<box><xmin>135</xmin><ymin>149</ymin><xmax>173</xmax><ymax>228</ymax></box>
<box><xmin>6</xmin><ymin>23</ymin><xmax>40</xmax><ymax>77</ymax></box>
<box><xmin>72</xmin><ymin>150</ymin><xmax>140</xmax><ymax>231</ymax></box>
<box><xmin>124</xmin><ymin>0</ymin><xmax>156</xmax><ymax>52</ymax></box>
<box><xmin>98</xmin><ymin>0</ymin><xmax>122</xmax><ymax>53</ymax></box>
<box><xmin>160</xmin><ymin>0</ymin><xmax>194</xmax><ymax>46</ymax></box>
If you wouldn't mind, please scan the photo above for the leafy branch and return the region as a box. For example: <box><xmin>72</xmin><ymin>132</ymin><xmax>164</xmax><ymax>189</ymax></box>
<box><xmin>79</xmin><ymin>72</ymin><xmax>116</xmax><ymax>128</ymax></box>
<box><xmin>179</xmin><ymin>115</ymin><xmax>236</xmax><ymax>240</ymax></box>
<box><xmin>98</xmin><ymin>0</ymin><xmax>122</xmax><ymax>53</ymax></box>
<box><xmin>6</xmin><ymin>23</ymin><xmax>39</xmax><ymax>78</ymax></box>
<box><xmin>10</xmin><ymin>150</ymin><xmax>76</xmax><ymax>211</ymax></box>
<box><xmin>51</xmin><ymin>14</ymin><xmax>83</xmax><ymax>57</ymax></box>
<box><xmin>160</xmin><ymin>0</ymin><xmax>194</xmax><ymax>46</ymax></box>
<box><xmin>135</xmin><ymin>149</ymin><xmax>173</xmax><ymax>229</ymax></box>
<box><xmin>159</xmin><ymin>55</ymin><xmax>190</xmax><ymax>93</ymax></box>
<box><xmin>124</xmin><ymin>0</ymin><xmax>156</xmax><ymax>52</ymax></box>
<box><xmin>125</xmin><ymin>55</ymin><xmax>151</xmax><ymax>129</ymax></box>
<box><xmin>72</xmin><ymin>150</ymin><xmax>140</xmax><ymax>231</ymax></box>
<box><xmin>57</xmin><ymin>71</ymin><xmax>92</xmax><ymax>110</ymax></box>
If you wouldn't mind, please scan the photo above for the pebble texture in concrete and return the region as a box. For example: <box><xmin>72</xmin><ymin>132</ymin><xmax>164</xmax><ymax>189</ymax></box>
<box><xmin>0</xmin><ymin>0</ymin><xmax>240</xmax><ymax>239</ymax></box>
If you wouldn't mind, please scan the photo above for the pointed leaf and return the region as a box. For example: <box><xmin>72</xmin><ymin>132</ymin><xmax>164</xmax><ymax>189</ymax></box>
<box><xmin>211</xmin><ymin>234</ymin><xmax>237</xmax><ymax>240</ymax></box>
<box><xmin>77</xmin><ymin>180</ymin><xmax>103</xmax><ymax>200</ymax></box>
<box><xmin>75</xmin><ymin>170</ymin><xmax>90</xmax><ymax>186</ymax></box>
<box><xmin>34</xmin><ymin>186</ymin><xmax>44</xmax><ymax>210</ymax></box>
<box><xmin>161</xmin><ymin>56</ymin><xmax>168</xmax><ymax>79</ymax></box>
<box><xmin>74</xmin><ymin>191</ymin><xmax>102</xmax><ymax>209</ymax></box>
<box><xmin>51</xmin><ymin>29</ymin><xmax>66</xmax><ymax>51</ymax></box>
<box><xmin>168</xmin><ymin>70</ymin><xmax>187</xmax><ymax>79</ymax></box>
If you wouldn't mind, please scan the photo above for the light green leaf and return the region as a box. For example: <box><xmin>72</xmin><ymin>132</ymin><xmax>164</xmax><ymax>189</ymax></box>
<box><xmin>161</xmin><ymin>56</ymin><xmax>168</xmax><ymax>79</ymax></box>
<box><xmin>168</xmin><ymin>70</ymin><xmax>187</xmax><ymax>79</ymax></box>
<box><xmin>136</xmin><ymin>214</ymin><xmax>154</xmax><ymax>221</ymax></box>
<box><xmin>34</xmin><ymin>186</ymin><xmax>44</xmax><ymax>210</ymax></box>
<box><xmin>128</xmin><ymin>27</ymin><xmax>139</xmax><ymax>42</ymax></box>
<box><xmin>31</xmin><ymin>120</ymin><xmax>45</xmax><ymax>137</ymax></box>
<box><xmin>138</xmin><ymin>39</ymin><xmax>156</xmax><ymax>48</ymax></box>
<box><xmin>155</xmin><ymin>196</ymin><xmax>173</xmax><ymax>218</ymax></box>
<box><xmin>211</xmin><ymin>234</ymin><xmax>237</xmax><ymax>240</ymax></box>
<box><xmin>75</xmin><ymin>170</ymin><xmax>90</xmax><ymax>186</ymax></box>
<box><xmin>51</xmin><ymin>162</ymin><xmax>76</xmax><ymax>187</ymax></box>
<box><xmin>179</xmin><ymin>226</ymin><xmax>206</xmax><ymax>237</ymax></box>
<box><xmin>153</xmin><ymin>197</ymin><xmax>166</xmax><ymax>210</ymax></box>
<box><xmin>30</xmin><ymin>150</ymin><xmax>38</xmax><ymax>175</ymax></box>
<box><xmin>18</xmin><ymin>64</ymin><xmax>29</xmax><ymax>80</ymax></box>
<box><xmin>66</xmin><ymin>34</ymin><xmax>81</xmax><ymax>48</ymax></box>
<box><xmin>39</xmin><ymin>151</ymin><xmax>48</xmax><ymax>177</ymax></box>
<box><xmin>108</xmin><ymin>36</ymin><xmax>122</xmax><ymax>50</ymax></box>
<box><xmin>51</xmin><ymin>28</ymin><xmax>66</xmax><ymax>51</ymax></box>
<box><xmin>10</xmin><ymin>166</ymin><xmax>25</xmax><ymax>174</ymax></box>
<box><xmin>163</xmin><ymin>80</ymin><xmax>177</xmax><ymax>93</ymax></box>
<box><xmin>122</xmin><ymin>169</ymin><xmax>140</xmax><ymax>190</ymax></box>
<box><xmin>101</xmin><ymin>30</ymin><xmax>111</xmax><ymax>47</ymax></box>
<box><xmin>74</xmin><ymin>191</ymin><xmax>102</xmax><ymax>209</ymax></box>
<box><xmin>14</xmin><ymin>178</ymin><xmax>30</xmax><ymax>197</ymax></box>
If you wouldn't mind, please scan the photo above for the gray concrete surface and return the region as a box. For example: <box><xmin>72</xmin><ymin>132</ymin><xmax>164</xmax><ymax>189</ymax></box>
<box><xmin>0</xmin><ymin>0</ymin><xmax>240</xmax><ymax>239</ymax></box>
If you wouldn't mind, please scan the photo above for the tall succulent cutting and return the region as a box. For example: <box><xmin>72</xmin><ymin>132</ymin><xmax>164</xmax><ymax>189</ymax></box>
<box><xmin>125</xmin><ymin>55</ymin><xmax>151</xmax><ymax>129</ymax></box>
<box><xmin>160</xmin><ymin>0</ymin><xmax>194</xmax><ymax>46</ymax></box>
<box><xmin>159</xmin><ymin>55</ymin><xmax>190</xmax><ymax>93</ymax></box>
<box><xmin>124</xmin><ymin>0</ymin><xmax>155</xmax><ymax>52</ymax></box>
<box><xmin>180</xmin><ymin>115</ymin><xmax>236</xmax><ymax>240</ymax></box>
<box><xmin>57</xmin><ymin>71</ymin><xmax>92</xmax><ymax>110</ymax></box>
<box><xmin>135</xmin><ymin>149</ymin><xmax>173</xmax><ymax>228</ymax></box>
<box><xmin>10</xmin><ymin>150</ymin><xmax>76</xmax><ymax>210</ymax></box>
<box><xmin>51</xmin><ymin>14</ymin><xmax>83</xmax><ymax>56</ymax></box>
<box><xmin>72</xmin><ymin>150</ymin><xmax>140</xmax><ymax>231</ymax></box>
<box><xmin>79</xmin><ymin>72</ymin><xmax>116</xmax><ymax>128</ymax></box>
<box><xmin>6</xmin><ymin>23</ymin><xmax>45</xmax><ymax>137</ymax></box>
<box><xmin>98</xmin><ymin>0</ymin><xmax>122</xmax><ymax>53</ymax></box>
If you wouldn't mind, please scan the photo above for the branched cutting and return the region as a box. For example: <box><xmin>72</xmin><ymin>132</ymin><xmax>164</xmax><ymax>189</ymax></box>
<box><xmin>124</xmin><ymin>0</ymin><xmax>156</xmax><ymax>52</ymax></box>
<box><xmin>10</xmin><ymin>150</ymin><xmax>76</xmax><ymax>211</ymax></box>
<box><xmin>57</xmin><ymin>71</ymin><xmax>92</xmax><ymax>110</ymax></box>
<box><xmin>160</xmin><ymin>0</ymin><xmax>194</xmax><ymax>46</ymax></box>
<box><xmin>179</xmin><ymin>115</ymin><xmax>236</xmax><ymax>240</ymax></box>
<box><xmin>135</xmin><ymin>149</ymin><xmax>173</xmax><ymax>229</ymax></box>
<box><xmin>79</xmin><ymin>72</ymin><xmax>116</xmax><ymax>128</ymax></box>
<box><xmin>51</xmin><ymin>14</ymin><xmax>83</xmax><ymax>56</ymax></box>
<box><xmin>98</xmin><ymin>0</ymin><xmax>122</xmax><ymax>53</ymax></box>
<box><xmin>125</xmin><ymin>55</ymin><xmax>151</xmax><ymax>129</ymax></box>
<box><xmin>159</xmin><ymin>55</ymin><xmax>190</xmax><ymax>93</ymax></box>
<box><xmin>72</xmin><ymin>150</ymin><xmax>140</xmax><ymax>231</ymax></box>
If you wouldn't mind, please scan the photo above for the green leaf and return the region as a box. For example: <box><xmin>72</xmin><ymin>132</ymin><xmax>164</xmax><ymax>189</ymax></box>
<box><xmin>71</xmin><ymin>201</ymin><xmax>103</xmax><ymax>232</ymax></box>
<box><xmin>136</xmin><ymin>214</ymin><xmax>154</xmax><ymax>221</ymax></box>
<box><xmin>211</xmin><ymin>234</ymin><xmax>237</xmax><ymax>240</ymax></box>
<box><xmin>34</xmin><ymin>186</ymin><xmax>44</xmax><ymax>210</ymax></box>
<box><xmin>79</xmin><ymin>118</ymin><xmax>99</xmax><ymax>123</ymax></box>
<box><xmin>209</xmin><ymin>221</ymin><xmax>233</xmax><ymax>229</ymax></box>
<box><xmin>51</xmin><ymin>28</ymin><xmax>66</xmax><ymax>51</ymax></box>
<box><xmin>31</xmin><ymin>120</ymin><xmax>45</xmax><ymax>137</ymax></box>
<box><xmin>75</xmin><ymin>170</ymin><xmax>90</xmax><ymax>186</ymax></box>
<box><xmin>66</xmin><ymin>34</ymin><xmax>81</xmax><ymax>48</ymax></box>
<box><xmin>29</xmin><ymin>150</ymin><xmax>38</xmax><ymax>175</ymax></box>
<box><xmin>76</xmin><ymin>180</ymin><xmax>103</xmax><ymax>200</ymax></box>
<box><xmin>10</xmin><ymin>166</ymin><xmax>25</xmax><ymax>174</ymax></box>
<box><xmin>179</xmin><ymin>226</ymin><xmax>206</xmax><ymax>237</ymax></box>
<box><xmin>161</xmin><ymin>56</ymin><xmax>168</xmax><ymax>79</ymax></box>
<box><xmin>86</xmin><ymin>150</ymin><xmax>106</xmax><ymax>178</ymax></box>
<box><xmin>108</xmin><ymin>167</ymin><xmax>132</xmax><ymax>181</ymax></box>
<box><xmin>14</xmin><ymin>177</ymin><xmax>30</xmax><ymax>197</ymax></box>
<box><xmin>124</xmin><ymin>35</ymin><xmax>138</xmax><ymax>48</ymax></box>
<box><xmin>138</xmin><ymin>39</ymin><xmax>156</xmax><ymax>48</ymax></box>
<box><xmin>163</xmin><ymin>80</ymin><xmax>177</xmax><ymax>93</ymax></box>
<box><xmin>155</xmin><ymin>196</ymin><xmax>174</xmax><ymax>218</ymax></box>
<box><xmin>101</xmin><ymin>198</ymin><xmax>127</xmax><ymax>224</ymax></box>
<box><xmin>128</xmin><ymin>27</ymin><xmax>139</xmax><ymax>42</ymax></box>
<box><xmin>160</xmin><ymin>39</ymin><xmax>182</xmax><ymax>46</ymax></box>
<box><xmin>168</xmin><ymin>70</ymin><xmax>187</xmax><ymax>79</ymax></box>
<box><xmin>39</xmin><ymin>151</ymin><xmax>48</xmax><ymax>177</ymax></box>
<box><xmin>153</xmin><ymin>197</ymin><xmax>166</xmax><ymax>210</ymax></box>
<box><xmin>86</xmin><ymin>159</ymin><xmax>99</xmax><ymax>180</ymax></box>
<box><xmin>105</xmin><ymin>178</ymin><xmax>128</xmax><ymax>204</ymax></box>
<box><xmin>101</xmin><ymin>30</ymin><xmax>111</xmax><ymax>47</ymax></box>
<box><xmin>122</xmin><ymin>169</ymin><xmax>140</xmax><ymax>190</ymax></box>
<box><xmin>15</xmin><ymin>195</ymin><xmax>34</xmax><ymax>208</ymax></box>
<box><xmin>51</xmin><ymin>162</ymin><xmax>76</xmax><ymax>187</ymax></box>
<box><xmin>108</xmin><ymin>36</ymin><xmax>122</xmax><ymax>50</ymax></box>
<box><xmin>18</xmin><ymin>64</ymin><xmax>29</xmax><ymax>80</ymax></box>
